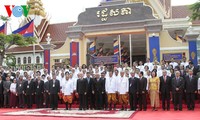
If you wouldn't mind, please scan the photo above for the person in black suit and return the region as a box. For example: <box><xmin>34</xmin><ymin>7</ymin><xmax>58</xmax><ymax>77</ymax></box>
<box><xmin>44</xmin><ymin>76</ymin><xmax>50</xmax><ymax>108</ymax></box>
<box><xmin>172</xmin><ymin>71</ymin><xmax>185</xmax><ymax>111</ymax></box>
<box><xmin>16</xmin><ymin>75</ymin><xmax>25</xmax><ymax>108</ymax></box>
<box><xmin>93</xmin><ymin>73</ymin><xmax>104</xmax><ymax>110</ymax></box>
<box><xmin>35</xmin><ymin>76</ymin><xmax>44</xmax><ymax>108</ymax></box>
<box><xmin>185</xmin><ymin>69</ymin><xmax>198</xmax><ymax>110</ymax></box>
<box><xmin>0</xmin><ymin>76</ymin><xmax>4</xmax><ymax>108</ymax></box>
<box><xmin>129</xmin><ymin>71</ymin><xmax>138</xmax><ymax>111</ymax></box>
<box><xmin>101</xmin><ymin>72</ymin><xmax>107</xmax><ymax>110</ymax></box>
<box><xmin>85</xmin><ymin>72</ymin><xmax>95</xmax><ymax>110</ymax></box>
<box><xmin>24</xmin><ymin>75</ymin><xmax>34</xmax><ymax>108</ymax></box>
<box><xmin>160</xmin><ymin>70</ymin><xmax>171</xmax><ymax>111</ymax></box>
<box><xmin>76</xmin><ymin>73</ymin><xmax>88</xmax><ymax>110</ymax></box>
<box><xmin>4</xmin><ymin>76</ymin><xmax>11</xmax><ymax>108</ymax></box>
<box><xmin>49</xmin><ymin>74</ymin><xmax>60</xmax><ymax>110</ymax></box>
<box><xmin>137</xmin><ymin>71</ymin><xmax>147</xmax><ymax>111</ymax></box>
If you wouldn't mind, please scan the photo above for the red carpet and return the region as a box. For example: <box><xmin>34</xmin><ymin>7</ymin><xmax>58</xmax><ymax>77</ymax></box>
<box><xmin>0</xmin><ymin>108</ymin><xmax>200</xmax><ymax>120</ymax></box>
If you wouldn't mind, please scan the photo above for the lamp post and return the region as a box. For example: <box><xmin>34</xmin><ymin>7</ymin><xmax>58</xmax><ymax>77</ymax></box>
<box><xmin>46</xmin><ymin>33</ymin><xmax>52</xmax><ymax>44</ymax></box>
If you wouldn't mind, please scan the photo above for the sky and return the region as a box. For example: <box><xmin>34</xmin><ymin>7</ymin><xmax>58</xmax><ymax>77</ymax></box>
<box><xmin>0</xmin><ymin>0</ymin><xmax>199</xmax><ymax>33</ymax></box>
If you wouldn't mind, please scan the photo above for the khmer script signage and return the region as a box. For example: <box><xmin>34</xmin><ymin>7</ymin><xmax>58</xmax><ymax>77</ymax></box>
<box><xmin>77</xmin><ymin>3</ymin><xmax>155</xmax><ymax>25</ymax></box>
<box><xmin>163</xmin><ymin>53</ymin><xmax>183</xmax><ymax>61</ymax></box>
<box><xmin>91</xmin><ymin>55</ymin><xmax>118</xmax><ymax>64</ymax></box>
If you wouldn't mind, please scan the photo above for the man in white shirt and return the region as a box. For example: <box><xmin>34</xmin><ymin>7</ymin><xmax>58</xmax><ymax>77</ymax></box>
<box><xmin>170</xmin><ymin>58</ymin><xmax>178</xmax><ymax>69</ymax></box>
<box><xmin>180</xmin><ymin>57</ymin><xmax>189</xmax><ymax>69</ymax></box>
<box><xmin>62</xmin><ymin>75</ymin><xmax>73</xmax><ymax>110</ymax></box>
<box><xmin>117</xmin><ymin>71</ymin><xmax>129</xmax><ymax>110</ymax></box>
<box><xmin>137</xmin><ymin>61</ymin><xmax>144</xmax><ymax>72</ymax></box>
<box><xmin>105</xmin><ymin>71</ymin><xmax>117</xmax><ymax>110</ymax></box>
<box><xmin>144</xmin><ymin>58</ymin><xmax>153</xmax><ymax>71</ymax></box>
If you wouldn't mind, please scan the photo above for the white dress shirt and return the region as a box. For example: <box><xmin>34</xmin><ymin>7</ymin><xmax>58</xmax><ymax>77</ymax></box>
<box><xmin>117</xmin><ymin>76</ymin><xmax>129</xmax><ymax>94</ymax></box>
<box><xmin>10</xmin><ymin>83</ymin><xmax>17</xmax><ymax>93</ymax></box>
<box><xmin>105</xmin><ymin>76</ymin><xmax>117</xmax><ymax>93</ymax></box>
<box><xmin>63</xmin><ymin>80</ymin><xmax>73</xmax><ymax>95</ymax></box>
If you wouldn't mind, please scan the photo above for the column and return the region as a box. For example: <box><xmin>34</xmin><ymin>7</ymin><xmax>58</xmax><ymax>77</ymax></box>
<box><xmin>186</xmin><ymin>34</ymin><xmax>199</xmax><ymax>66</ymax></box>
<box><xmin>70</xmin><ymin>37</ymin><xmax>87</xmax><ymax>67</ymax></box>
<box><xmin>70</xmin><ymin>39</ymin><xmax>79</xmax><ymax>67</ymax></box>
<box><xmin>147</xmin><ymin>33</ymin><xmax>160</xmax><ymax>62</ymax></box>
<box><xmin>44</xmin><ymin>49</ymin><xmax>50</xmax><ymax>74</ymax></box>
<box><xmin>189</xmin><ymin>41</ymin><xmax>198</xmax><ymax>66</ymax></box>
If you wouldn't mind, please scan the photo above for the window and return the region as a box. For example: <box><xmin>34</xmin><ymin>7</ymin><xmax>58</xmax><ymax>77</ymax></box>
<box><xmin>17</xmin><ymin>57</ymin><xmax>21</xmax><ymax>65</ymax></box>
<box><xmin>36</xmin><ymin>56</ymin><xmax>40</xmax><ymax>64</ymax></box>
<box><xmin>54</xmin><ymin>59</ymin><xmax>60</xmax><ymax>63</ymax></box>
<box><xmin>28</xmin><ymin>57</ymin><xmax>31</xmax><ymax>64</ymax></box>
<box><xmin>23</xmin><ymin>57</ymin><xmax>27</xmax><ymax>64</ymax></box>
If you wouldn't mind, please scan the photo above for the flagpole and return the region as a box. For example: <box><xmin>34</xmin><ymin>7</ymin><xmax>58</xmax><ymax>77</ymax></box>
<box><xmin>118</xmin><ymin>35</ymin><xmax>121</xmax><ymax>65</ymax></box>
<box><xmin>129</xmin><ymin>34</ymin><xmax>132</xmax><ymax>67</ymax></box>
<box><xmin>33</xmin><ymin>20</ymin><xmax>35</xmax><ymax>67</ymax></box>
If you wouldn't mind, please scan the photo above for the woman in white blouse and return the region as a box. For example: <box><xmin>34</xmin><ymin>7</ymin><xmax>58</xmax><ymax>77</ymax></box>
<box><xmin>10</xmin><ymin>79</ymin><xmax>17</xmax><ymax>108</ymax></box>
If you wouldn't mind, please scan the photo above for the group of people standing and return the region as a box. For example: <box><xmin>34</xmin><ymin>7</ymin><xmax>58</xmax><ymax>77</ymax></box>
<box><xmin>0</xmin><ymin>57</ymin><xmax>200</xmax><ymax>111</ymax></box>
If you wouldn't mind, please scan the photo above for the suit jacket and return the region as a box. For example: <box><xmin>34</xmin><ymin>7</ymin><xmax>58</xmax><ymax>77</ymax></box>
<box><xmin>77</xmin><ymin>78</ymin><xmax>88</xmax><ymax>94</ymax></box>
<box><xmin>0</xmin><ymin>80</ymin><xmax>3</xmax><ymax>94</ymax></box>
<box><xmin>137</xmin><ymin>77</ymin><xmax>147</xmax><ymax>94</ymax></box>
<box><xmin>35</xmin><ymin>80</ymin><xmax>44</xmax><ymax>94</ymax></box>
<box><xmin>44</xmin><ymin>81</ymin><xmax>50</xmax><ymax>92</ymax></box>
<box><xmin>49</xmin><ymin>79</ymin><xmax>60</xmax><ymax>94</ymax></box>
<box><xmin>171</xmin><ymin>77</ymin><xmax>185</xmax><ymax>93</ymax></box>
<box><xmin>159</xmin><ymin>76</ymin><xmax>171</xmax><ymax>93</ymax></box>
<box><xmin>185</xmin><ymin>75</ymin><xmax>198</xmax><ymax>93</ymax></box>
<box><xmin>100</xmin><ymin>77</ymin><xmax>106</xmax><ymax>92</ymax></box>
<box><xmin>16</xmin><ymin>80</ymin><xmax>25</xmax><ymax>94</ymax></box>
<box><xmin>129</xmin><ymin>77</ymin><xmax>138</xmax><ymax>94</ymax></box>
<box><xmin>3</xmin><ymin>80</ymin><xmax>11</xmax><ymax>94</ymax></box>
<box><xmin>93</xmin><ymin>78</ymin><xmax>104</xmax><ymax>93</ymax></box>
<box><xmin>84</xmin><ymin>77</ymin><xmax>94</xmax><ymax>94</ymax></box>
<box><xmin>24</xmin><ymin>80</ymin><xmax>34</xmax><ymax>95</ymax></box>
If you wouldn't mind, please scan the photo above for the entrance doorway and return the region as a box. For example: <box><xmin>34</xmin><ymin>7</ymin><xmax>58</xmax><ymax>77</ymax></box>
<box><xmin>86</xmin><ymin>33</ymin><xmax>147</xmax><ymax>66</ymax></box>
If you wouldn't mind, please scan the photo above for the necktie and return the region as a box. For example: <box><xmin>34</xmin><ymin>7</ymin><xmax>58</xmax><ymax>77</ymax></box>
<box><xmin>164</xmin><ymin>76</ymin><xmax>166</xmax><ymax>83</ymax></box>
<box><xmin>190</xmin><ymin>76</ymin><xmax>192</xmax><ymax>82</ymax></box>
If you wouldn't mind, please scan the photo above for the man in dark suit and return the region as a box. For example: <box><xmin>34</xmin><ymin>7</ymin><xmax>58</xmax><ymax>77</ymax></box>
<box><xmin>35</xmin><ymin>76</ymin><xmax>44</xmax><ymax>108</ymax></box>
<box><xmin>76</xmin><ymin>73</ymin><xmax>88</xmax><ymax>110</ymax></box>
<box><xmin>185</xmin><ymin>69</ymin><xmax>197</xmax><ymax>110</ymax></box>
<box><xmin>160</xmin><ymin>70</ymin><xmax>171</xmax><ymax>111</ymax></box>
<box><xmin>137</xmin><ymin>71</ymin><xmax>147</xmax><ymax>111</ymax></box>
<box><xmin>16</xmin><ymin>75</ymin><xmax>25</xmax><ymax>108</ymax></box>
<box><xmin>44</xmin><ymin>76</ymin><xmax>50</xmax><ymax>108</ymax></box>
<box><xmin>0</xmin><ymin>76</ymin><xmax>4</xmax><ymax>108</ymax></box>
<box><xmin>172</xmin><ymin>71</ymin><xmax>185</xmax><ymax>111</ymax></box>
<box><xmin>93</xmin><ymin>73</ymin><xmax>104</xmax><ymax>110</ymax></box>
<box><xmin>49</xmin><ymin>74</ymin><xmax>60</xmax><ymax>110</ymax></box>
<box><xmin>24</xmin><ymin>75</ymin><xmax>34</xmax><ymax>108</ymax></box>
<box><xmin>101</xmin><ymin>72</ymin><xmax>107</xmax><ymax>110</ymax></box>
<box><xmin>129</xmin><ymin>71</ymin><xmax>138</xmax><ymax>111</ymax></box>
<box><xmin>3</xmin><ymin>76</ymin><xmax>11</xmax><ymax>108</ymax></box>
<box><xmin>84</xmin><ymin>72</ymin><xmax>94</xmax><ymax>110</ymax></box>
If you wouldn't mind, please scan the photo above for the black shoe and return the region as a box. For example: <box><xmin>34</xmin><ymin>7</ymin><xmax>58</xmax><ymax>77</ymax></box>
<box><xmin>51</xmin><ymin>108</ymin><xmax>55</xmax><ymax>110</ymax></box>
<box><xmin>179</xmin><ymin>109</ymin><xmax>182</xmax><ymax>111</ymax></box>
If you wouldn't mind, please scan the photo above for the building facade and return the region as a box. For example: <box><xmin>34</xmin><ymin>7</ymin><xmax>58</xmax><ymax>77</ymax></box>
<box><xmin>5</xmin><ymin>0</ymin><xmax>200</xmax><ymax>71</ymax></box>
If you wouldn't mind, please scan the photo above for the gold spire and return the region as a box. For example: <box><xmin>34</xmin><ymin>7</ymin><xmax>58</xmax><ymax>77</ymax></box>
<box><xmin>27</xmin><ymin>0</ymin><xmax>46</xmax><ymax>17</ymax></box>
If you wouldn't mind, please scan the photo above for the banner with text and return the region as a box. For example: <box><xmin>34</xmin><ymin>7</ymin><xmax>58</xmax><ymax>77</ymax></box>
<box><xmin>91</xmin><ymin>55</ymin><xmax>118</xmax><ymax>64</ymax></box>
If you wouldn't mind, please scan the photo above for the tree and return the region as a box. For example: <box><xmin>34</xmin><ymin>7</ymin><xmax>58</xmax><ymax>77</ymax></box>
<box><xmin>0</xmin><ymin>15</ymin><xmax>36</xmax><ymax>66</ymax></box>
<box><xmin>0</xmin><ymin>33</ymin><xmax>36</xmax><ymax>66</ymax></box>
<box><xmin>190</xmin><ymin>0</ymin><xmax>200</xmax><ymax>21</ymax></box>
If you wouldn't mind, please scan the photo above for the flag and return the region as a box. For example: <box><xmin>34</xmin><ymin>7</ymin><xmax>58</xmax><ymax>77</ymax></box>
<box><xmin>0</xmin><ymin>23</ymin><xmax>6</xmax><ymax>34</ymax></box>
<box><xmin>113</xmin><ymin>40</ymin><xmax>119</xmax><ymax>55</ymax></box>
<box><xmin>175</xmin><ymin>34</ymin><xmax>186</xmax><ymax>42</ymax></box>
<box><xmin>89</xmin><ymin>41</ymin><xmax>96</xmax><ymax>54</ymax></box>
<box><xmin>13</xmin><ymin>20</ymin><xmax>34</xmax><ymax>37</ymax></box>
